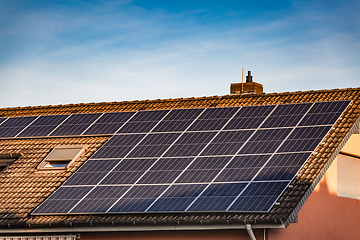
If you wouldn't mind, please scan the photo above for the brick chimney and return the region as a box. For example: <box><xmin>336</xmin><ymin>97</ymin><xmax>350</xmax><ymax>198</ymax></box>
<box><xmin>230</xmin><ymin>71</ymin><xmax>263</xmax><ymax>94</ymax></box>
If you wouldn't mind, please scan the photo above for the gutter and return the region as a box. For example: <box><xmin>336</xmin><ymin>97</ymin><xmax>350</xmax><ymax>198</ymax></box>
<box><xmin>0</xmin><ymin>223</ymin><xmax>284</xmax><ymax>233</ymax></box>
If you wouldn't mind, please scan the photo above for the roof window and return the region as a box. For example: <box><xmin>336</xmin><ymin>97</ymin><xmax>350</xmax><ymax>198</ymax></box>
<box><xmin>37</xmin><ymin>145</ymin><xmax>87</xmax><ymax>171</ymax></box>
<box><xmin>0</xmin><ymin>153</ymin><xmax>21</xmax><ymax>173</ymax></box>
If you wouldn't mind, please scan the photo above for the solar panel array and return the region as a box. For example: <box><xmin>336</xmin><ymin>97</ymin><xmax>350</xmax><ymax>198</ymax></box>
<box><xmin>30</xmin><ymin>101</ymin><xmax>350</xmax><ymax>214</ymax></box>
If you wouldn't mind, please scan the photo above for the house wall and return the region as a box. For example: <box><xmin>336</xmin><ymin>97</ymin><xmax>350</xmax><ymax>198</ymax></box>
<box><xmin>80</xmin><ymin>228</ymin><xmax>265</xmax><ymax>240</ymax></box>
<box><xmin>269</xmin><ymin>133</ymin><xmax>360</xmax><ymax>240</ymax></box>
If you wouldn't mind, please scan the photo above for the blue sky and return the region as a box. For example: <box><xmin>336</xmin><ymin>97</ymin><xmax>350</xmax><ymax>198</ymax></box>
<box><xmin>0</xmin><ymin>0</ymin><xmax>359</xmax><ymax>108</ymax></box>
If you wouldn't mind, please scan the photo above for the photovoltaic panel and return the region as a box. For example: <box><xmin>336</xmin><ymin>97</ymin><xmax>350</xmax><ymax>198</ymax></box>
<box><xmin>0</xmin><ymin>118</ymin><xmax>7</xmax><ymax>125</ymax></box>
<box><xmin>50</xmin><ymin>113</ymin><xmax>102</xmax><ymax>136</ymax></box>
<box><xmin>299</xmin><ymin>101</ymin><xmax>350</xmax><ymax>126</ymax></box>
<box><xmin>91</xmin><ymin>134</ymin><xmax>146</xmax><ymax>159</ymax></box>
<box><xmin>127</xmin><ymin>133</ymin><xmax>181</xmax><ymax>158</ymax></box>
<box><xmin>117</xmin><ymin>110</ymin><xmax>169</xmax><ymax>133</ymax></box>
<box><xmin>278</xmin><ymin>126</ymin><xmax>332</xmax><ymax>152</ymax></box>
<box><xmin>100</xmin><ymin>158</ymin><xmax>157</xmax><ymax>185</ymax></box>
<box><xmin>32</xmin><ymin>100</ymin><xmax>351</xmax><ymax>215</ymax></box>
<box><xmin>164</xmin><ymin>131</ymin><xmax>217</xmax><ymax>157</ymax></box>
<box><xmin>153</xmin><ymin>108</ymin><xmax>203</xmax><ymax>132</ymax></box>
<box><xmin>238</xmin><ymin>128</ymin><xmax>292</xmax><ymax>154</ymax></box>
<box><xmin>224</xmin><ymin>105</ymin><xmax>275</xmax><ymax>130</ymax></box>
<box><xmin>176</xmin><ymin>156</ymin><xmax>232</xmax><ymax>183</ymax></box>
<box><xmin>138</xmin><ymin>157</ymin><xmax>194</xmax><ymax>184</ymax></box>
<box><xmin>261</xmin><ymin>103</ymin><xmax>312</xmax><ymax>128</ymax></box>
<box><xmin>32</xmin><ymin>186</ymin><xmax>93</xmax><ymax>214</ymax></box>
<box><xmin>188</xmin><ymin>183</ymin><xmax>247</xmax><ymax>212</ymax></box>
<box><xmin>18</xmin><ymin>114</ymin><xmax>69</xmax><ymax>137</ymax></box>
<box><xmin>108</xmin><ymin>185</ymin><xmax>169</xmax><ymax>213</ymax></box>
<box><xmin>254</xmin><ymin>153</ymin><xmax>312</xmax><ymax>181</ymax></box>
<box><xmin>70</xmin><ymin>186</ymin><xmax>131</xmax><ymax>213</ymax></box>
<box><xmin>187</xmin><ymin>107</ymin><xmax>238</xmax><ymax>131</ymax></box>
<box><xmin>0</xmin><ymin>116</ymin><xmax>37</xmax><ymax>138</ymax></box>
<box><xmin>148</xmin><ymin>184</ymin><xmax>208</xmax><ymax>212</ymax></box>
<box><xmin>83</xmin><ymin>112</ymin><xmax>135</xmax><ymax>135</ymax></box>
<box><xmin>201</xmin><ymin>130</ymin><xmax>254</xmax><ymax>156</ymax></box>
<box><xmin>63</xmin><ymin>159</ymin><xmax>120</xmax><ymax>186</ymax></box>
<box><xmin>214</xmin><ymin>155</ymin><xmax>270</xmax><ymax>182</ymax></box>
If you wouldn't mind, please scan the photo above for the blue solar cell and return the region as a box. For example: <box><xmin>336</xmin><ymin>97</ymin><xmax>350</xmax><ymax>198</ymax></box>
<box><xmin>96</xmin><ymin>112</ymin><xmax>135</xmax><ymax>124</ymax></box>
<box><xmin>164</xmin><ymin>132</ymin><xmax>217</xmax><ymax>157</ymax></box>
<box><xmin>91</xmin><ymin>134</ymin><xmax>145</xmax><ymax>159</ymax></box>
<box><xmin>131</xmin><ymin>110</ymin><xmax>169</xmax><ymax>122</ymax></box>
<box><xmin>100</xmin><ymin>159</ymin><xmax>157</xmax><ymax>185</ymax></box>
<box><xmin>298</xmin><ymin>113</ymin><xmax>341</xmax><ymax>126</ymax></box>
<box><xmin>188</xmin><ymin>183</ymin><xmax>247</xmax><ymax>211</ymax></box>
<box><xmin>50</xmin><ymin>113</ymin><xmax>101</xmax><ymax>136</ymax></box>
<box><xmin>224</xmin><ymin>105</ymin><xmax>275</xmax><ymax>130</ymax></box>
<box><xmin>214</xmin><ymin>155</ymin><xmax>270</xmax><ymax>182</ymax></box>
<box><xmin>0</xmin><ymin>116</ymin><xmax>37</xmax><ymax>128</ymax></box>
<box><xmin>228</xmin><ymin>181</ymin><xmax>288</xmax><ymax>211</ymax></box>
<box><xmin>116</xmin><ymin>110</ymin><xmax>169</xmax><ymax>133</ymax></box>
<box><xmin>224</xmin><ymin>116</ymin><xmax>266</xmax><ymax>130</ymax></box>
<box><xmin>117</xmin><ymin>121</ymin><xmax>159</xmax><ymax>133</ymax></box>
<box><xmin>148</xmin><ymin>184</ymin><xmax>207</xmax><ymax>212</ymax></box>
<box><xmin>265</xmin><ymin>152</ymin><xmax>312</xmax><ymax>167</ymax></box>
<box><xmin>278</xmin><ymin>126</ymin><xmax>331</xmax><ymax>152</ymax></box>
<box><xmin>76</xmin><ymin>159</ymin><xmax>120</xmax><ymax>172</ymax></box>
<box><xmin>163</xmin><ymin>108</ymin><xmax>203</xmax><ymax>121</ymax></box>
<box><xmin>308</xmin><ymin>101</ymin><xmax>350</xmax><ymax>114</ymax></box>
<box><xmin>238</xmin><ymin>129</ymin><xmax>292</xmax><ymax>154</ymax></box>
<box><xmin>254</xmin><ymin>166</ymin><xmax>300</xmax><ymax>181</ymax></box>
<box><xmin>64</xmin><ymin>172</ymin><xmax>109</xmax><ymax>186</ymax></box>
<box><xmin>271</xmin><ymin>103</ymin><xmax>311</xmax><ymax>116</ymax></box>
<box><xmin>108</xmin><ymin>185</ymin><xmax>169</xmax><ymax>213</ymax></box>
<box><xmin>138</xmin><ymin>157</ymin><xmax>194</xmax><ymax>184</ymax></box>
<box><xmin>128</xmin><ymin>133</ymin><xmax>181</xmax><ymax>158</ymax></box>
<box><xmin>0</xmin><ymin>116</ymin><xmax>37</xmax><ymax>138</ymax></box>
<box><xmin>0</xmin><ymin>118</ymin><xmax>7</xmax><ymax>125</ymax></box>
<box><xmin>236</xmin><ymin>105</ymin><xmax>275</xmax><ymax>118</ymax></box>
<box><xmin>261</xmin><ymin>115</ymin><xmax>304</xmax><ymax>128</ymax></box>
<box><xmin>198</xmin><ymin>107</ymin><xmax>239</xmax><ymax>120</ymax></box>
<box><xmin>152</xmin><ymin>120</ymin><xmax>194</xmax><ymax>132</ymax></box>
<box><xmin>32</xmin><ymin>186</ymin><xmax>93</xmax><ymax>214</ymax></box>
<box><xmin>201</xmin><ymin>130</ymin><xmax>254</xmax><ymax>156</ymax></box>
<box><xmin>187</xmin><ymin>119</ymin><xmax>230</xmax><ymax>131</ymax></box>
<box><xmin>176</xmin><ymin>156</ymin><xmax>231</xmax><ymax>183</ymax></box>
<box><xmin>70</xmin><ymin>186</ymin><xmax>130</xmax><ymax>213</ymax></box>
<box><xmin>18</xmin><ymin>115</ymin><xmax>69</xmax><ymax>137</ymax></box>
<box><xmin>82</xmin><ymin>112</ymin><xmax>135</xmax><ymax>134</ymax></box>
<box><xmin>187</xmin><ymin>107</ymin><xmax>238</xmax><ymax>131</ymax></box>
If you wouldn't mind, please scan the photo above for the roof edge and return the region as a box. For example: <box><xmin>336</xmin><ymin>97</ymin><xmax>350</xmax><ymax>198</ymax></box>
<box><xmin>0</xmin><ymin>223</ymin><xmax>285</xmax><ymax>234</ymax></box>
<box><xmin>283</xmin><ymin>112</ymin><xmax>360</xmax><ymax>227</ymax></box>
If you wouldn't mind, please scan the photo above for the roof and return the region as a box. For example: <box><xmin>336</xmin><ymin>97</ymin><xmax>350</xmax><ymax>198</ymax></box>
<box><xmin>0</xmin><ymin>88</ymin><xmax>359</xmax><ymax>231</ymax></box>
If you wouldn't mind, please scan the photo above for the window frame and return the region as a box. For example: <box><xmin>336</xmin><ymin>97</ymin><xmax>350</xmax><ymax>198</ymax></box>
<box><xmin>37</xmin><ymin>145</ymin><xmax>87</xmax><ymax>171</ymax></box>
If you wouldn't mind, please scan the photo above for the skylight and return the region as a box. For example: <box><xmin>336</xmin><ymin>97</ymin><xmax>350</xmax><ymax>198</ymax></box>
<box><xmin>37</xmin><ymin>145</ymin><xmax>87</xmax><ymax>171</ymax></box>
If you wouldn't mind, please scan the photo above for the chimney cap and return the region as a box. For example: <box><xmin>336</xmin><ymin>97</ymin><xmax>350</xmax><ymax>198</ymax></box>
<box><xmin>246</xmin><ymin>71</ymin><xmax>253</xmax><ymax>83</ymax></box>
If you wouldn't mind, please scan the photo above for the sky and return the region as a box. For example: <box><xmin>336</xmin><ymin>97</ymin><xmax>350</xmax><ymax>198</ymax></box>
<box><xmin>0</xmin><ymin>0</ymin><xmax>359</xmax><ymax>108</ymax></box>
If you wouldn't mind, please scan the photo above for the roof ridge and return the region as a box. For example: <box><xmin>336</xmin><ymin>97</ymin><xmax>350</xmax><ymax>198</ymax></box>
<box><xmin>0</xmin><ymin>87</ymin><xmax>360</xmax><ymax>111</ymax></box>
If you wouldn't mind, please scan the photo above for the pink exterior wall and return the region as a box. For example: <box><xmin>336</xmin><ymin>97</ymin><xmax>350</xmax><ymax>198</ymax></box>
<box><xmin>269</xmin><ymin>156</ymin><xmax>360</xmax><ymax>240</ymax></box>
<box><xmin>80</xmin><ymin>229</ymin><xmax>265</xmax><ymax>240</ymax></box>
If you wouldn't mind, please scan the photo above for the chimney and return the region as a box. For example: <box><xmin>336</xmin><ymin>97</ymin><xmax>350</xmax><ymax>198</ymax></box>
<box><xmin>230</xmin><ymin>70</ymin><xmax>263</xmax><ymax>94</ymax></box>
